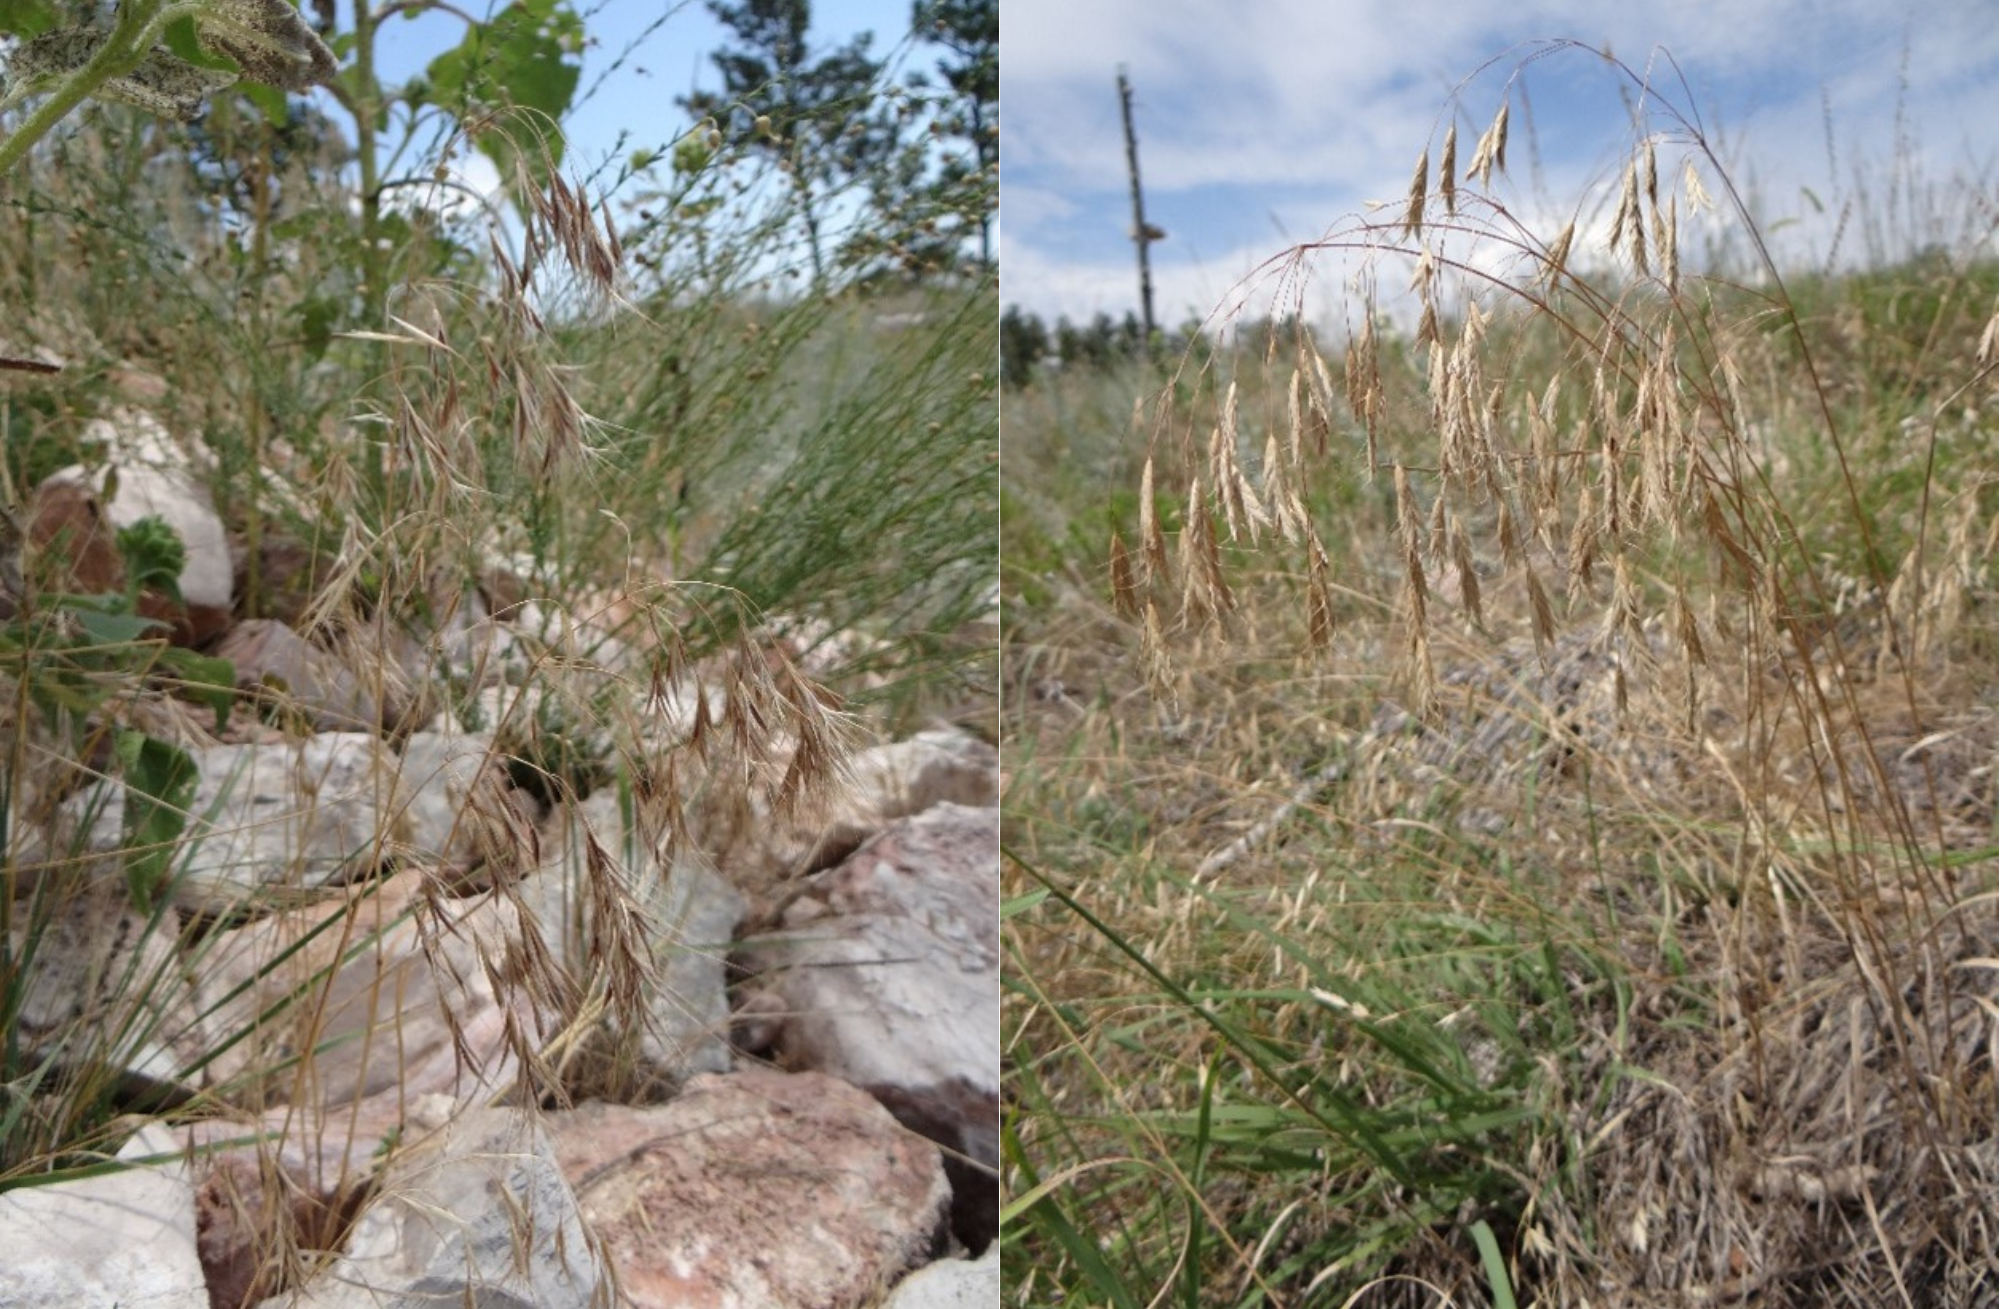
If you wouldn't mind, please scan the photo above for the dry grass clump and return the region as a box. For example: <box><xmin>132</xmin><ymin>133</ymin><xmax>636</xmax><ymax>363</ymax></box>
<box><xmin>1004</xmin><ymin>39</ymin><xmax>1994</xmax><ymax>1309</ymax></box>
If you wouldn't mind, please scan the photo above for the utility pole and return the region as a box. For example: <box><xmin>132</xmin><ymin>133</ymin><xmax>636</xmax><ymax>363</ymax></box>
<box><xmin>1118</xmin><ymin>69</ymin><xmax>1162</xmax><ymax>353</ymax></box>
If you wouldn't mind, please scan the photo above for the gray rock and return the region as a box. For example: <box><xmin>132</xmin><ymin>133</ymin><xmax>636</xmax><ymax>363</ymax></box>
<box><xmin>4</xmin><ymin>776</ymin><xmax>126</xmax><ymax>887</ymax></box>
<box><xmin>523</xmin><ymin>792</ymin><xmax>747</xmax><ymax>1086</ymax></box>
<box><xmin>63</xmin><ymin>408</ymin><xmax>232</xmax><ymax>616</ymax></box>
<box><xmin>6</xmin><ymin>876</ymin><xmax>198</xmax><ymax>1109</ymax></box>
<box><xmin>0</xmin><ymin>1122</ymin><xmax>207</xmax><ymax>1309</ymax></box>
<box><xmin>216</xmin><ymin>620</ymin><xmax>420</xmax><ymax>734</ymax></box>
<box><xmin>686</xmin><ymin>728</ymin><xmax>998</xmax><ymax>894</ymax></box>
<box><xmin>742</xmin><ymin>802</ymin><xmax>999</xmax><ymax>1095</ymax></box>
<box><xmin>884</xmin><ymin>1247</ymin><xmax>1001</xmax><ymax>1309</ymax></box>
<box><xmin>261</xmin><ymin>1107</ymin><xmax>604</xmax><ymax>1309</ymax></box>
<box><xmin>735</xmin><ymin>801</ymin><xmax>1000</xmax><ymax>1253</ymax></box>
<box><xmin>190</xmin><ymin>868</ymin><xmax>549</xmax><ymax>1109</ymax></box>
<box><xmin>391</xmin><ymin>728</ymin><xmax>536</xmax><ymax>884</ymax></box>
<box><xmin>172</xmin><ymin>735</ymin><xmax>401</xmax><ymax>912</ymax></box>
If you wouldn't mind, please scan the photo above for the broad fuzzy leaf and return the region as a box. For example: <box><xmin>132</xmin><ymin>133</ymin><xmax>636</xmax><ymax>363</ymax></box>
<box><xmin>3</xmin><ymin>26</ymin><xmax>234</xmax><ymax>121</ymax></box>
<box><xmin>195</xmin><ymin>0</ymin><xmax>336</xmax><ymax>91</ymax></box>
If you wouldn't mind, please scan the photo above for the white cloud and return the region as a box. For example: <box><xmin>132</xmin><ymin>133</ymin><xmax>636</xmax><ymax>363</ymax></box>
<box><xmin>1002</xmin><ymin>0</ymin><xmax>1999</xmax><ymax>322</ymax></box>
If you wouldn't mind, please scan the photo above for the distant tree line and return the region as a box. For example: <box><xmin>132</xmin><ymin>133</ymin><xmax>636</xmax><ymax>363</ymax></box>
<box><xmin>1001</xmin><ymin>305</ymin><xmax>1160</xmax><ymax>387</ymax></box>
<box><xmin>1002</xmin><ymin>306</ymin><xmax>1352</xmax><ymax>388</ymax></box>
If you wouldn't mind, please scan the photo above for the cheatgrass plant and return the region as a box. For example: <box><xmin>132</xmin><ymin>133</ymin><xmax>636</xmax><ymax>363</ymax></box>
<box><xmin>1003</xmin><ymin>39</ymin><xmax>1995</xmax><ymax>1309</ymax></box>
<box><xmin>0</xmin><ymin>4</ymin><xmax>993</xmax><ymax>1298</ymax></box>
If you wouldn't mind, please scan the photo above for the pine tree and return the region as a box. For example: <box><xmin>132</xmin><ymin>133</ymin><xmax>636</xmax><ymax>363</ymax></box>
<box><xmin>680</xmin><ymin>0</ymin><xmax>890</xmax><ymax>286</ymax></box>
<box><xmin>912</xmin><ymin>0</ymin><xmax>996</xmax><ymax>270</ymax></box>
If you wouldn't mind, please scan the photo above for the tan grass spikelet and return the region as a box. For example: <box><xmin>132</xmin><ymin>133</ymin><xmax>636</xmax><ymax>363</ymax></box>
<box><xmin>1542</xmin><ymin>218</ymin><xmax>1577</xmax><ymax>292</ymax></box>
<box><xmin>1610</xmin><ymin>157</ymin><xmax>1641</xmax><ymax>269</ymax></box>
<box><xmin>1402</xmin><ymin>148</ymin><xmax>1429</xmax><ymax>240</ymax></box>
<box><xmin>1523</xmin><ymin>563</ymin><xmax>1557</xmax><ymax>656</ymax></box>
<box><xmin>1408</xmin><ymin>243</ymin><xmax>1436</xmax><ymax>298</ymax></box>
<box><xmin>1631</xmin><ymin>365</ymin><xmax>1665</xmax><ymax>531</ymax></box>
<box><xmin>1108</xmin><ymin>528</ymin><xmax>1141</xmax><ymax>619</ymax></box>
<box><xmin>1306</xmin><ymin>533</ymin><xmax>1335</xmax><ymax>649</ymax></box>
<box><xmin>1405</xmin><ymin>607</ymin><xmax>1438</xmax><ymax>721</ymax></box>
<box><xmin>1393</xmin><ymin>464</ymin><xmax>1430</xmax><ymax>633</ymax></box>
<box><xmin>1700</xmin><ymin>488</ymin><xmax>1760</xmax><ymax>594</ymax></box>
<box><xmin>1433</xmin><ymin>349</ymin><xmax>1463</xmax><ymax>483</ymax></box>
<box><xmin>1450</xmin><ymin>513</ymin><xmax>1484</xmax><ymax>629</ymax></box>
<box><xmin>1207</xmin><ymin>423</ymin><xmax>1241</xmax><ymax>541</ymax></box>
<box><xmin>1211</xmin><ymin>382</ymin><xmax>1272</xmax><ymax>543</ymax></box>
<box><xmin>1659</xmin><ymin>193</ymin><xmax>1680</xmax><ymax>292</ymax></box>
<box><xmin>1415</xmin><ymin>298</ymin><xmax>1440</xmax><ymax>350</ymax></box>
<box><xmin>1426</xmin><ymin>322</ymin><xmax>1450</xmax><ymax>424</ymax></box>
<box><xmin>1477</xmin><ymin>380</ymin><xmax>1509</xmax><ymax>506</ymax></box>
<box><xmin>1177</xmin><ymin>475</ymin><xmax>1233</xmax><ymax>627</ymax></box>
<box><xmin>1672</xmin><ymin>583</ymin><xmax>1707</xmax><ymax>667</ymax></box>
<box><xmin>1439</xmin><ymin>123</ymin><xmax>1459</xmax><ymax>216</ymax></box>
<box><xmin>1494</xmin><ymin>497</ymin><xmax>1524</xmax><ymax>569</ymax></box>
<box><xmin>1465</xmin><ymin>98</ymin><xmax>1508</xmax><ymax>187</ymax></box>
<box><xmin>1681</xmin><ymin>156</ymin><xmax>1713</xmax><ymax>213</ymax></box>
<box><xmin>1137</xmin><ymin>453</ymin><xmax>1171</xmax><ymax>588</ymax></box>
<box><xmin>1425</xmin><ymin>479</ymin><xmax>1450</xmax><ymax>571</ymax></box>
<box><xmin>1285</xmin><ymin>368</ymin><xmax>1306</xmax><ymax>476</ymax></box>
<box><xmin>1344</xmin><ymin>314</ymin><xmax>1384</xmax><ymax>473</ymax></box>
<box><xmin>1604</xmin><ymin>552</ymin><xmax>1650</xmax><ymax>664</ymax></box>
<box><xmin>1568</xmin><ymin>481</ymin><xmax>1601</xmax><ymax>600</ymax></box>
<box><xmin>768</xmin><ymin>661</ymin><xmax>856</xmax><ymax>825</ymax></box>
<box><xmin>1526</xmin><ymin>376</ymin><xmax>1562</xmax><ymax>530</ymax></box>
<box><xmin>1261</xmin><ymin>431</ymin><xmax>1303</xmax><ymax>546</ymax></box>
<box><xmin>1343</xmin><ymin>319</ymin><xmax>1370</xmax><ymax>417</ymax></box>
<box><xmin>1298</xmin><ymin>341</ymin><xmax>1336</xmax><ymax>458</ymax></box>
<box><xmin>1139</xmin><ymin>598</ymin><xmax>1172</xmax><ymax>693</ymax></box>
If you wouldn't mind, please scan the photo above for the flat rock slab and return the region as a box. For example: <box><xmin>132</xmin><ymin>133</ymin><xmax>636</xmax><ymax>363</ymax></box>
<box><xmin>552</xmin><ymin>1067</ymin><xmax>950</xmax><ymax>1309</ymax></box>
<box><xmin>173</xmin><ymin>735</ymin><xmax>403</xmax><ymax>912</ymax></box>
<box><xmin>191</xmin><ymin>868</ymin><xmax>543</xmax><ymax>1109</ymax></box>
<box><xmin>0</xmin><ymin>1124</ymin><xmax>206</xmax><ymax>1309</ymax></box>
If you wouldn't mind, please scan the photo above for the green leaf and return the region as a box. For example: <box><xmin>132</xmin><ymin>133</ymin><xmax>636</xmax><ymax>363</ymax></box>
<box><xmin>294</xmin><ymin>293</ymin><xmax>340</xmax><ymax>361</ymax></box>
<box><xmin>71</xmin><ymin>606</ymin><xmax>168</xmax><ymax>646</ymax></box>
<box><xmin>0</xmin><ymin>0</ymin><xmax>65</xmax><ymax>39</ymax></box>
<box><xmin>163</xmin><ymin>14</ymin><xmax>241</xmax><ymax>76</ymax></box>
<box><xmin>1469</xmin><ymin>1218</ymin><xmax>1519</xmax><ymax>1309</ymax></box>
<box><xmin>236</xmin><ymin>79</ymin><xmax>289</xmax><ymax>125</ymax></box>
<box><xmin>116</xmin><ymin>731</ymin><xmax>198</xmax><ymax>915</ymax></box>
<box><xmin>1000</xmin><ymin>886</ymin><xmax>1050</xmax><ymax>918</ymax></box>
<box><xmin>423</xmin><ymin>0</ymin><xmax>582</xmax><ymax>189</ymax></box>
<box><xmin>115</xmin><ymin>514</ymin><xmax>188</xmax><ymax>605</ymax></box>
<box><xmin>155</xmin><ymin>647</ymin><xmax>235</xmax><ymax>734</ymax></box>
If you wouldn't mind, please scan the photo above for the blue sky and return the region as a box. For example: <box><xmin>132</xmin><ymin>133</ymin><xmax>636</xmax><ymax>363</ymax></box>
<box><xmin>1000</xmin><ymin>0</ymin><xmax>2000</xmax><ymax>328</ymax></box>
<box><xmin>358</xmin><ymin>0</ymin><xmax>930</xmax><ymax>203</ymax></box>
